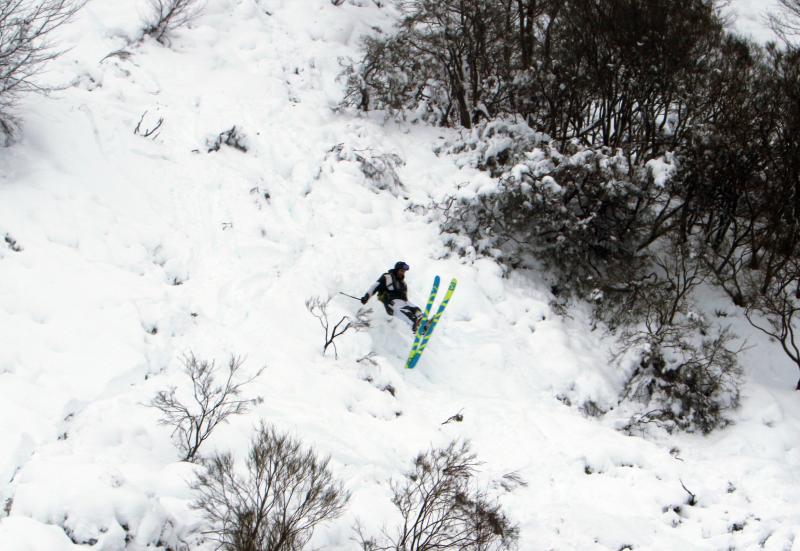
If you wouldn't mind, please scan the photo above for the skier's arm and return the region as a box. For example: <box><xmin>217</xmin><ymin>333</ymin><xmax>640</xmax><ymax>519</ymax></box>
<box><xmin>362</xmin><ymin>275</ymin><xmax>386</xmax><ymax>303</ymax></box>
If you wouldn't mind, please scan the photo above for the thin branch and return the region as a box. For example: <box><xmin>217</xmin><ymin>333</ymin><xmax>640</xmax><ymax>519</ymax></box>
<box><xmin>148</xmin><ymin>353</ymin><xmax>264</xmax><ymax>461</ymax></box>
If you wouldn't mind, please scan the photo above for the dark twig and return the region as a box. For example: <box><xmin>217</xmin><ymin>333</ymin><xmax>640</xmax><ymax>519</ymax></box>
<box><xmin>680</xmin><ymin>479</ymin><xmax>697</xmax><ymax>506</ymax></box>
<box><xmin>133</xmin><ymin>110</ymin><xmax>164</xmax><ymax>139</ymax></box>
<box><xmin>441</xmin><ymin>409</ymin><xmax>464</xmax><ymax>425</ymax></box>
<box><xmin>306</xmin><ymin>296</ymin><xmax>370</xmax><ymax>359</ymax></box>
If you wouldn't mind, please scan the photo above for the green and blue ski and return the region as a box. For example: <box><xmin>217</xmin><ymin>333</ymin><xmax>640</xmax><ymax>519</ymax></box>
<box><xmin>406</xmin><ymin>277</ymin><xmax>457</xmax><ymax>369</ymax></box>
<box><xmin>407</xmin><ymin>275</ymin><xmax>440</xmax><ymax>363</ymax></box>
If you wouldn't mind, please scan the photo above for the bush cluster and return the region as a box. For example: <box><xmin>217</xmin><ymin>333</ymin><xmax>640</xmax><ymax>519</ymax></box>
<box><xmin>150</xmin><ymin>355</ymin><xmax>520</xmax><ymax>550</ymax></box>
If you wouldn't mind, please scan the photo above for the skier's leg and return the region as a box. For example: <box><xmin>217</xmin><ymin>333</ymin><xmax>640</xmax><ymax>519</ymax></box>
<box><xmin>389</xmin><ymin>299</ymin><xmax>423</xmax><ymax>330</ymax></box>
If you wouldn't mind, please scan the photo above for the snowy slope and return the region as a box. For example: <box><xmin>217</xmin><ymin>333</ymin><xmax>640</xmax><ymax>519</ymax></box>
<box><xmin>1</xmin><ymin>1</ymin><xmax>798</xmax><ymax>550</ymax></box>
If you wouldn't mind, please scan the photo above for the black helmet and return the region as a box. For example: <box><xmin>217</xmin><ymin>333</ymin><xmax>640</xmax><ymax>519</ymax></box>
<box><xmin>394</xmin><ymin>261</ymin><xmax>410</xmax><ymax>271</ymax></box>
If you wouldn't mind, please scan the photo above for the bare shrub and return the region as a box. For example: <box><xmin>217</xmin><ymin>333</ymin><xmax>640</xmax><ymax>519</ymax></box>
<box><xmin>306</xmin><ymin>296</ymin><xmax>370</xmax><ymax>359</ymax></box>
<box><xmin>745</xmin><ymin>268</ymin><xmax>800</xmax><ymax>390</ymax></box>
<box><xmin>605</xmin><ymin>239</ymin><xmax>707</xmax><ymax>330</ymax></box>
<box><xmin>207</xmin><ymin>126</ymin><xmax>248</xmax><ymax>153</ymax></box>
<box><xmin>0</xmin><ymin>0</ymin><xmax>86</xmax><ymax>142</ymax></box>
<box><xmin>143</xmin><ymin>0</ymin><xmax>204</xmax><ymax>44</ymax></box>
<box><xmin>149</xmin><ymin>353</ymin><xmax>265</xmax><ymax>462</ymax></box>
<box><xmin>4</xmin><ymin>234</ymin><xmax>22</xmax><ymax>252</ymax></box>
<box><xmin>133</xmin><ymin>110</ymin><xmax>164</xmax><ymax>139</ymax></box>
<box><xmin>357</xmin><ymin>440</ymin><xmax>519</xmax><ymax>551</ymax></box>
<box><xmin>193</xmin><ymin>422</ymin><xmax>350</xmax><ymax>551</ymax></box>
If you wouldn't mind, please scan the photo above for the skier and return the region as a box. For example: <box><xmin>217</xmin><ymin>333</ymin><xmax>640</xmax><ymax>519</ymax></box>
<box><xmin>361</xmin><ymin>261</ymin><xmax>425</xmax><ymax>333</ymax></box>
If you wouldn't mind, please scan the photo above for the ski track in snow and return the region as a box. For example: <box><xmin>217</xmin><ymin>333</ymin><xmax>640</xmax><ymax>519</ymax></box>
<box><xmin>1</xmin><ymin>1</ymin><xmax>798</xmax><ymax>550</ymax></box>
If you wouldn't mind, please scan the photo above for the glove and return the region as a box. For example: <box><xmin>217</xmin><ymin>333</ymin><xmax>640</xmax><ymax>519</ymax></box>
<box><xmin>360</xmin><ymin>294</ymin><xmax>369</xmax><ymax>304</ymax></box>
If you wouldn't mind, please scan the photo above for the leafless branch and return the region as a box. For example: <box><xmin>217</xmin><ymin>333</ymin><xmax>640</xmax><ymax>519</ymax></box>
<box><xmin>441</xmin><ymin>409</ymin><xmax>464</xmax><ymax>425</ymax></box>
<box><xmin>148</xmin><ymin>353</ymin><xmax>265</xmax><ymax>462</ymax></box>
<box><xmin>0</xmin><ymin>0</ymin><xmax>87</xmax><ymax>141</ymax></box>
<box><xmin>357</xmin><ymin>351</ymin><xmax>379</xmax><ymax>366</ymax></box>
<box><xmin>306</xmin><ymin>295</ymin><xmax>370</xmax><ymax>359</ymax></box>
<box><xmin>766</xmin><ymin>0</ymin><xmax>800</xmax><ymax>44</ymax></box>
<box><xmin>745</xmin><ymin>280</ymin><xmax>800</xmax><ymax>390</ymax></box>
<box><xmin>133</xmin><ymin>110</ymin><xmax>164</xmax><ymax>139</ymax></box>
<box><xmin>680</xmin><ymin>479</ymin><xmax>697</xmax><ymax>506</ymax></box>
<box><xmin>192</xmin><ymin>422</ymin><xmax>350</xmax><ymax>550</ymax></box>
<box><xmin>356</xmin><ymin>440</ymin><xmax>519</xmax><ymax>551</ymax></box>
<box><xmin>143</xmin><ymin>0</ymin><xmax>204</xmax><ymax>44</ymax></box>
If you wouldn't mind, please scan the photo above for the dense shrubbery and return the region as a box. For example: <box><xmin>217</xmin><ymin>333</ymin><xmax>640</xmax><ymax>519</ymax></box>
<box><xmin>434</xmin><ymin>117</ymin><xmax>547</xmax><ymax>176</ymax></box>
<box><xmin>346</xmin><ymin>0</ymin><xmax>800</xmax><ymax>423</ymax></box>
<box><xmin>442</xmin><ymin>144</ymin><xmax>666</xmax><ymax>324</ymax></box>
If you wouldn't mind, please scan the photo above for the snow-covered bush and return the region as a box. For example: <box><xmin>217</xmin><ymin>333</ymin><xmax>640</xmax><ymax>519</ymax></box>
<box><xmin>442</xmin><ymin>143</ymin><xmax>672</xmax><ymax>322</ymax></box>
<box><xmin>143</xmin><ymin>0</ymin><xmax>204</xmax><ymax>44</ymax></box>
<box><xmin>325</xmin><ymin>144</ymin><xmax>405</xmax><ymax>196</ymax></box>
<box><xmin>435</xmin><ymin>117</ymin><xmax>548</xmax><ymax>176</ymax></box>
<box><xmin>192</xmin><ymin>422</ymin><xmax>350</xmax><ymax>551</ymax></box>
<box><xmin>621</xmin><ymin>321</ymin><xmax>742</xmax><ymax>435</ymax></box>
<box><xmin>0</xmin><ymin>0</ymin><xmax>86</xmax><ymax>143</ymax></box>
<box><xmin>148</xmin><ymin>354</ymin><xmax>265</xmax><ymax>462</ymax></box>
<box><xmin>357</xmin><ymin>440</ymin><xmax>519</xmax><ymax>551</ymax></box>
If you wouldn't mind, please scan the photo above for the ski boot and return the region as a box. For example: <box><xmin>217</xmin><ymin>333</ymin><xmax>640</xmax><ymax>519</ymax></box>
<box><xmin>412</xmin><ymin>316</ymin><xmax>428</xmax><ymax>335</ymax></box>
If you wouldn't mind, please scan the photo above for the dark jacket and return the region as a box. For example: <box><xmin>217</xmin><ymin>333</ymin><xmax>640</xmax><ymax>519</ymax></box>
<box><xmin>366</xmin><ymin>269</ymin><xmax>408</xmax><ymax>304</ymax></box>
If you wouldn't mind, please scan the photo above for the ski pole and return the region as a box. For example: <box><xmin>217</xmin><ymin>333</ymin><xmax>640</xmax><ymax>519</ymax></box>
<box><xmin>339</xmin><ymin>292</ymin><xmax>363</xmax><ymax>301</ymax></box>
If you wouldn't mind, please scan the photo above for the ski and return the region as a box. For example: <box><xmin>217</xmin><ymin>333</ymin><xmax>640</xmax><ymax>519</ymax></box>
<box><xmin>407</xmin><ymin>275</ymin><xmax>440</xmax><ymax>364</ymax></box>
<box><xmin>406</xmin><ymin>277</ymin><xmax>457</xmax><ymax>369</ymax></box>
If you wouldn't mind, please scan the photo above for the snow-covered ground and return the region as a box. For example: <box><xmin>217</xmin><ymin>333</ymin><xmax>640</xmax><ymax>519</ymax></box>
<box><xmin>1</xmin><ymin>1</ymin><xmax>798</xmax><ymax>550</ymax></box>
<box><xmin>729</xmin><ymin>0</ymin><xmax>782</xmax><ymax>42</ymax></box>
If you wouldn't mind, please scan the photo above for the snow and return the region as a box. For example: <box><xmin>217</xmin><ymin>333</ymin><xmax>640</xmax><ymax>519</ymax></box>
<box><xmin>646</xmin><ymin>155</ymin><xmax>676</xmax><ymax>188</ymax></box>
<box><xmin>728</xmin><ymin>0</ymin><xmax>783</xmax><ymax>42</ymax></box>
<box><xmin>1</xmin><ymin>0</ymin><xmax>799</xmax><ymax>550</ymax></box>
